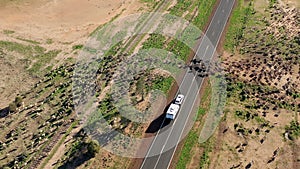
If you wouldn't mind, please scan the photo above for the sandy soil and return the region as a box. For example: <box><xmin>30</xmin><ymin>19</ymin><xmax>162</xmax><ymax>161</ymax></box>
<box><xmin>0</xmin><ymin>51</ymin><xmax>35</xmax><ymax>108</ymax></box>
<box><xmin>0</xmin><ymin>0</ymin><xmax>143</xmax><ymax>43</ymax></box>
<box><xmin>281</xmin><ymin>0</ymin><xmax>300</xmax><ymax>8</ymax></box>
<box><xmin>208</xmin><ymin>105</ymin><xmax>297</xmax><ymax>169</ymax></box>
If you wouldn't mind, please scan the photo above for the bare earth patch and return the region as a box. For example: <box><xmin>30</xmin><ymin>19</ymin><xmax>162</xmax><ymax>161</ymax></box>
<box><xmin>0</xmin><ymin>0</ymin><xmax>143</xmax><ymax>43</ymax></box>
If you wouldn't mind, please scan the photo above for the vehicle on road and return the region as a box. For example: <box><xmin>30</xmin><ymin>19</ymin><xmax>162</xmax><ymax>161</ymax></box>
<box><xmin>174</xmin><ymin>94</ymin><xmax>184</xmax><ymax>105</ymax></box>
<box><xmin>166</xmin><ymin>103</ymin><xmax>180</xmax><ymax>120</ymax></box>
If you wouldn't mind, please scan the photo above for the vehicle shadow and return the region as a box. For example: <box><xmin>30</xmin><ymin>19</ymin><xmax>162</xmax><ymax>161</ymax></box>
<box><xmin>0</xmin><ymin>107</ymin><xmax>9</xmax><ymax>118</ymax></box>
<box><xmin>145</xmin><ymin>102</ymin><xmax>172</xmax><ymax>133</ymax></box>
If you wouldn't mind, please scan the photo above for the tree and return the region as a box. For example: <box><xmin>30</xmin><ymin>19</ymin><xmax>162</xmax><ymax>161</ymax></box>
<box><xmin>87</xmin><ymin>140</ymin><xmax>100</xmax><ymax>157</ymax></box>
<box><xmin>15</xmin><ymin>96</ymin><xmax>23</xmax><ymax>107</ymax></box>
<box><xmin>8</xmin><ymin>102</ymin><xmax>17</xmax><ymax>113</ymax></box>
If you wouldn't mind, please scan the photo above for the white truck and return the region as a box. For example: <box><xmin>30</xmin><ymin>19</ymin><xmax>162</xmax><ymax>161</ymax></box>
<box><xmin>166</xmin><ymin>94</ymin><xmax>185</xmax><ymax>120</ymax></box>
<box><xmin>165</xmin><ymin>103</ymin><xmax>180</xmax><ymax>120</ymax></box>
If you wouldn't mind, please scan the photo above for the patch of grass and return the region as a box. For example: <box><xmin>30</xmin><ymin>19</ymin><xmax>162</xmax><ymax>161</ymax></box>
<box><xmin>140</xmin><ymin>0</ymin><xmax>156</xmax><ymax>3</ymax></box>
<box><xmin>87</xmin><ymin>94</ymin><xmax>120</xmax><ymax>127</ymax></box>
<box><xmin>201</xmin><ymin>82</ymin><xmax>212</xmax><ymax>106</ymax></box>
<box><xmin>169</xmin><ymin>0</ymin><xmax>193</xmax><ymax>17</ymax></box>
<box><xmin>197</xmin><ymin>108</ymin><xmax>206</xmax><ymax>116</ymax></box>
<box><xmin>16</xmin><ymin>37</ymin><xmax>40</xmax><ymax>44</ymax></box>
<box><xmin>176</xmin><ymin>131</ymin><xmax>198</xmax><ymax>169</ymax></box>
<box><xmin>28</xmin><ymin>50</ymin><xmax>61</xmax><ymax>76</ymax></box>
<box><xmin>199</xmin><ymin>139</ymin><xmax>213</xmax><ymax>169</ymax></box>
<box><xmin>254</xmin><ymin>115</ymin><xmax>268</xmax><ymax>124</ymax></box>
<box><xmin>192</xmin><ymin>0</ymin><xmax>217</xmax><ymax>29</ymax></box>
<box><xmin>3</xmin><ymin>30</ymin><xmax>15</xmax><ymax>35</ymax></box>
<box><xmin>176</xmin><ymin>82</ymin><xmax>212</xmax><ymax>168</ymax></box>
<box><xmin>151</xmin><ymin>76</ymin><xmax>174</xmax><ymax>94</ymax></box>
<box><xmin>72</xmin><ymin>44</ymin><xmax>84</xmax><ymax>50</ymax></box>
<box><xmin>140</xmin><ymin>0</ymin><xmax>160</xmax><ymax>9</ymax></box>
<box><xmin>224</xmin><ymin>0</ymin><xmax>255</xmax><ymax>52</ymax></box>
<box><xmin>46</xmin><ymin>39</ymin><xmax>53</xmax><ymax>44</ymax></box>
<box><xmin>0</xmin><ymin>40</ymin><xmax>45</xmax><ymax>57</ymax></box>
<box><xmin>136</xmin><ymin>77</ymin><xmax>145</xmax><ymax>94</ymax></box>
<box><xmin>167</xmin><ymin>39</ymin><xmax>191</xmax><ymax>61</ymax></box>
<box><xmin>269</xmin><ymin>0</ymin><xmax>277</xmax><ymax>7</ymax></box>
<box><xmin>0</xmin><ymin>40</ymin><xmax>58</xmax><ymax>76</ymax></box>
<box><xmin>104</xmin><ymin>41</ymin><xmax>123</xmax><ymax>57</ymax></box>
<box><xmin>142</xmin><ymin>34</ymin><xmax>166</xmax><ymax>49</ymax></box>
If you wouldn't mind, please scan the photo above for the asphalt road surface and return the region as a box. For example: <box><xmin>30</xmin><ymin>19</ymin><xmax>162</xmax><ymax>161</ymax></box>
<box><xmin>140</xmin><ymin>0</ymin><xmax>235</xmax><ymax>169</ymax></box>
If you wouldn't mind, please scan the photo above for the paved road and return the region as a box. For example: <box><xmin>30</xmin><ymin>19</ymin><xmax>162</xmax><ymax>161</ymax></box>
<box><xmin>140</xmin><ymin>0</ymin><xmax>235</xmax><ymax>169</ymax></box>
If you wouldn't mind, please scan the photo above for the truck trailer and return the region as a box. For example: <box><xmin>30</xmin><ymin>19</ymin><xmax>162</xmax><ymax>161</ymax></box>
<box><xmin>165</xmin><ymin>103</ymin><xmax>180</xmax><ymax>120</ymax></box>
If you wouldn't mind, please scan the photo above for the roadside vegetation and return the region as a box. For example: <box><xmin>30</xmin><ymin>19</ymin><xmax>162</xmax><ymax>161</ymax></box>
<box><xmin>191</xmin><ymin>0</ymin><xmax>217</xmax><ymax>29</ymax></box>
<box><xmin>169</xmin><ymin>0</ymin><xmax>193</xmax><ymax>17</ymax></box>
<box><xmin>208</xmin><ymin>0</ymin><xmax>300</xmax><ymax>168</ymax></box>
<box><xmin>224</xmin><ymin>0</ymin><xmax>255</xmax><ymax>52</ymax></box>
<box><xmin>141</xmin><ymin>34</ymin><xmax>166</xmax><ymax>50</ymax></box>
<box><xmin>176</xmin><ymin>82</ymin><xmax>212</xmax><ymax>169</ymax></box>
<box><xmin>141</xmin><ymin>0</ymin><xmax>217</xmax><ymax>62</ymax></box>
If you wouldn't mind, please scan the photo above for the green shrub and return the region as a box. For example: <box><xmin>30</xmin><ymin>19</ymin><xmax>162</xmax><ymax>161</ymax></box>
<box><xmin>142</xmin><ymin>34</ymin><xmax>166</xmax><ymax>49</ymax></box>
<box><xmin>285</xmin><ymin>120</ymin><xmax>300</xmax><ymax>140</ymax></box>
<box><xmin>87</xmin><ymin>140</ymin><xmax>100</xmax><ymax>157</ymax></box>
<box><xmin>72</xmin><ymin>44</ymin><xmax>84</xmax><ymax>50</ymax></box>
<box><xmin>8</xmin><ymin>102</ymin><xmax>17</xmax><ymax>113</ymax></box>
<box><xmin>176</xmin><ymin>131</ymin><xmax>197</xmax><ymax>169</ymax></box>
<box><xmin>167</xmin><ymin>39</ymin><xmax>191</xmax><ymax>61</ymax></box>
<box><xmin>14</xmin><ymin>96</ymin><xmax>23</xmax><ymax>107</ymax></box>
<box><xmin>169</xmin><ymin>0</ymin><xmax>193</xmax><ymax>17</ymax></box>
<box><xmin>192</xmin><ymin>0</ymin><xmax>217</xmax><ymax>29</ymax></box>
<box><xmin>151</xmin><ymin>76</ymin><xmax>174</xmax><ymax>94</ymax></box>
